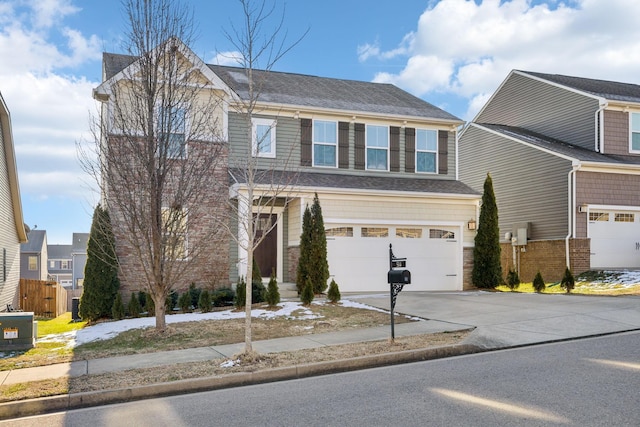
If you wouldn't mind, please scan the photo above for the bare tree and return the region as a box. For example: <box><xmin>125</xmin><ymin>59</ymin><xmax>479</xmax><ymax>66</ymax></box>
<box><xmin>218</xmin><ymin>0</ymin><xmax>307</xmax><ymax>354</ymax></box>
<box><xmin>80</xmin><ymin>0</ymin><xmax>228</xmax><ymax>331</ymax></box>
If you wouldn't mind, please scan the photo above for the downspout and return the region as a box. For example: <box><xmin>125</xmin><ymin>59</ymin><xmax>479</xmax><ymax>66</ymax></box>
<box><xmin>566</xmin><ymin>163</ymin><xmax>580</xmax><ymax>268</ymax></box>
<box><xmin>595</xmin><ymin>102</ymin><xmax>608</xmax><ymax>153</ymax></box>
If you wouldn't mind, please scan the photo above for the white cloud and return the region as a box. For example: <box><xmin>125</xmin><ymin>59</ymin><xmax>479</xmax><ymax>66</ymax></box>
<box><xmin>360</xmin><ymin>0</ymin><xmax>640</xmax><ymax>120</ymax></box>
<box><xmin>210</xmin><ymin>50</ymin><xmax>244</xmax><ymax>66</ymax></box>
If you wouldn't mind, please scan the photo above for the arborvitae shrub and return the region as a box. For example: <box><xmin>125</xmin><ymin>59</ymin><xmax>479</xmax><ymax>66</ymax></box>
<box><xmin>198</xmin><ymin>289</ymin><xmax>212</xmax><ymax>313</ymax></box>
<box><xmin>112</xmin><ymin>293</ymin><xmax>125</xmax><ymax>320</ymax></box>
<box><xmin>146</xmin><ymin>294</ymin><xmax>155</xmax><ymax>317</ymax></box>
<box><xmin>472</xmin><ymin>173</ymin><xmax>502</xmax><ymax>289</ymax></box>
<box><xmin>265</xmin><ymin>270</ymin><xmax>280</xmax><ymax>307</ymax></box>
<box><xmin>532</xmin><ymin>271</ymin><xmax>546</xmax><ymax>293</ymax></box>
<box><xmin>212</xmin><ymin>287</ymin><xmax>235</xmax><ymax>306</ymax></box>
<box><xmin>506</xmin><ymin>269</ymin><xmax>520</xmax><ymax>291</ymax></box>
<box><xmin>189</xmin><ymin>283</ymin><xmax>201</xmax><ymax>309</ymax></box>
<box><xmin>178</xmin><ymin>291</ymin><xmax>191</xmax><ymax>312</ymax></box>
<box><xmin>327</xmin><ymin>279</ymin><xmax>341</xmax><ymax>303</ymax></box>
<box><xmin>166</xmin><ymin>290</ymin><xmax>178</xmax><ymax>312</ymax></box>
<box><xmin>235</xmin><ymin>277</ymin><xmax>246</xmax><ymax>309</ymax></box>
<box><xmin>301</xmin><ymin>277</ymin><xmax>314</xmax><ymax>306</ymax></box>
<box><xmin>251</xmin><ymin>258</ymin><xmax>266</xmax><ymax>303</ymax></box>
<box><xmin>127</xmin><ymin>292</ymin><xmax>141</xmax><ymax>318</ymax></box>
<box><xmin>138</xmin><ymin>291</ymin><xmax>147</xmax><ymax>312</ymax></box>
<box><xmin>561</xmin><ymin>267</ymin><xmax>575</xmax><ymax>293</ymax></box>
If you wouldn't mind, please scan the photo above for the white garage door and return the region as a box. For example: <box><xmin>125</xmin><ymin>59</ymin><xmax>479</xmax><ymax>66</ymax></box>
<box><xmin>589</xmin><ymin>210</ymin><xmax>640</xmax><ymax>269</ymax></box>
<box><xmin>326</xmin><ymin>224</ymin><xmax>461</xmax><ymax>292</ymax></box>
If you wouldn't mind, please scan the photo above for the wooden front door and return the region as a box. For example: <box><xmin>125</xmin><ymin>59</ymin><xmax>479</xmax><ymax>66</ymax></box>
<box><xmin>254</xmin><ymin>214</ymin><xmax>277</xmax><ymax>277</ymax></box>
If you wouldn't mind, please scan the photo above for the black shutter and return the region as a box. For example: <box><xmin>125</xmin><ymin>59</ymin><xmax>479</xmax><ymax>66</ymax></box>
<box><xmin>338</xmin><ymin>121</ymin><xmax>349</xmax><ymax>169</ymax></box>
<box><xmin>354</xmin><ymin>123</ymin><xmax>365</xmax><ymax>170</ymax></box>
<box><xmin>438</xmin><ymin>130</ymin><xmax>448</xmax><ymax>175</ymax></box>
<box><xmin>405</xmin><ymin>127</ymin><xmax>415</xmax><ymax>173</ymax></box>
<box><xmin>300</xmin><ymin>119</ymin><xmax>312</xmax><ymax>166</ymax></box>
<box><xmin>390</xmin><ymin>126</ymin><xmax>400</xmax><ymax>172</ymax></box>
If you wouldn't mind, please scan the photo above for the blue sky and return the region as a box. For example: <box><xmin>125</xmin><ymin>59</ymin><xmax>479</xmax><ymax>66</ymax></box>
<box><xmin>1</xmin><ymin>0</ymin><xmax>640</xmax><ymax>244</ymax></box>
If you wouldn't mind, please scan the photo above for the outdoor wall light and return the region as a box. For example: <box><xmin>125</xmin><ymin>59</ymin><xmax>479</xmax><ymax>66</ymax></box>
<box><xmin>468</xmin><ymin>219</ymin><xmax>477</xmax><ymax>230</ymax></box>
<box><xmin>578</xmin><ymin>204</ymin><xmax>588</xmax><ymax>213</ymax></box>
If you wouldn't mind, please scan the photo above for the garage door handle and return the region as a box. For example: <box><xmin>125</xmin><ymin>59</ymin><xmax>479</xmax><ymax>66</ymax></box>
<box><xmin>446</xmin><ymin>274</ymin><xmax>457</xmax><ymax>277</ymax></box>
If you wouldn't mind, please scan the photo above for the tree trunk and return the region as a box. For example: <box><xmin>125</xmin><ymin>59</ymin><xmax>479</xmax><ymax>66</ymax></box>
<box><xmin>154</xmin><ymin>294</ymin><xmax>167</xmax><ymax>332</ymax></box>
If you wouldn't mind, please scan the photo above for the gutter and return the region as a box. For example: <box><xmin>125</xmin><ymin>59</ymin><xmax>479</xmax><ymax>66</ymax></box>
<box><xmin>565</xmin><ymin>163</ymin><xmax>580</xmax><ymax>268</ymax></box>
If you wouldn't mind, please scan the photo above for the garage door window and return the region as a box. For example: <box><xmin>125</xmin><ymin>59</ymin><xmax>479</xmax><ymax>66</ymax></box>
<box><xmin>362</xmin><ymin>227</ymin><xmax>388</xmax><ymax>237</ymax></box>
<box><xmin>429</xmin><ymin>229</ymin><xmax>455</xmax><ymax>239</ymax></box>
<box><xmin>589</xmin><ymin>212</ymin><xmax>609</xmax><ymax>222</ymax></box>
<box><xmin>396</xmin><ymin>228</ymin><xmax>422</xmax><ymax>238</ymax></box>
<box><xmin>615</xmin><ymin>213</ymin><xmax>634</xmax><ymax>222</ymax></box>
<box><xmin>326</xmin><ymin>227</ymin><xmax>353</xmax><ymax>237</ymax></box>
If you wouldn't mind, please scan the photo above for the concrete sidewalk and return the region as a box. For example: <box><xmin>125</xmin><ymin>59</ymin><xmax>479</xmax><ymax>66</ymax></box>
<box><xmin>1</xmin><ymin>291</ymin><xmax>639</xmax><ymax>419</ymax></box>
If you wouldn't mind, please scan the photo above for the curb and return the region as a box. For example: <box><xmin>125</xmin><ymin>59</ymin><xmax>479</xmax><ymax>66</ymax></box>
<box><xmin>0</xmin><ymin>343</ymin><xmax>483</xmax><ymax>420</ymax></box>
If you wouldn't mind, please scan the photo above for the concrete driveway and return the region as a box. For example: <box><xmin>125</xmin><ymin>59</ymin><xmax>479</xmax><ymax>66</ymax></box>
<box><xmin>349</xmin><ymin>291</ymin><xmax>640</xmax><ymax>349</ymax></box>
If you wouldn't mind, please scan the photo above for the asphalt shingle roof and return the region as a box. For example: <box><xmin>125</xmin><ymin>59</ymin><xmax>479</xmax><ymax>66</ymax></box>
<box><xmin>522</xmin><ymin>71</ymin><xmax>640</xmax><ymax>104</ymax></box>
<box><xmin>47</xmin><ymin>245</ymin><xmax>71</xmax><ymax>259</ymax></box>
<box><xmin>479</xmin><ymin>123</ymin><xmax>640</xmax><ymax>165</ymax></box>
<box><xmin>21</xmin><ymin>230</ymin><xmax>46</xmax><ymax>253</ymax></box>
<box><xmin>229</xmin><ymin>169</ymin><xmax>480</xmax><ymax>196</ymax></box>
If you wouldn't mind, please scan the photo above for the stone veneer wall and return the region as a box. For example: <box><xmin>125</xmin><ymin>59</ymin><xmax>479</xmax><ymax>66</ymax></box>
<box><xmin>500</xmin><ymin>238</ymin><xmax>590</xmax><ymax>283</ymax></box>
<box><xmin>462</xmin><ymin>247</ymin><xmax>474</xmax><ymax>290</ymax></box>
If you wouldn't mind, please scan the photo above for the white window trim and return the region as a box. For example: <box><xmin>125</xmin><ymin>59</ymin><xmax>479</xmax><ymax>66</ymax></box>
<box><xmin>156</xmin><ymin>103</ymin><xmax>190</xmax><ymax>159</ymax></box>
<box><xmin>252</xmin><ymin>117</ymin><xmax>277</xmax><ymax>158</ymax></box>
<box><xmin>629</xmin><ymin>111</ymin><xmax>640</xmax><ymax>153</ymax></box>
<box><xmin>365</xmin><ymin>124</ymin><xmax>389</xmax><ymax>171</ymax></box>
<box><xmin>312</xmin><ymin>120</ymin><xmax>338</xmax><ymax>168</ymax></box>
<box><xmin>415</xmin><ymin>128</ymin><xmax>438</xmax><ymax>174</ymax></box>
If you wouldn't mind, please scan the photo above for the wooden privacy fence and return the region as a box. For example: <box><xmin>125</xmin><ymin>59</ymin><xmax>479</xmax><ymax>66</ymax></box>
<box><xmin>19</xmin><ymin>279</ymin><xmax>68</xmax><ymax>318</ymax></box>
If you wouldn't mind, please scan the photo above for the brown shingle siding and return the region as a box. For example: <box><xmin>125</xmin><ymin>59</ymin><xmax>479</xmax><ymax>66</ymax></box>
<box><xmin>603</xmin><ymin>110</ymin><xmax>630</xmax><ymax>155</ymax></box>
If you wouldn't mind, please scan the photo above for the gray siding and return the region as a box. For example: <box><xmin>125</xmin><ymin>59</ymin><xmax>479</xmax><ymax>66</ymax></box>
<box><xmin>227</xmin><ymin>112</ymin><xmax>457</xmax><ymax>181</ymax></box>
<box><xmin>459</xmin><ymin>125</ymin><xmax>572</xmax><ymax>240</ymax></box>
<box><xmin>477</xmin><ymin>73</ymin><xmax>600</xmax><ymax>150</ymax></box>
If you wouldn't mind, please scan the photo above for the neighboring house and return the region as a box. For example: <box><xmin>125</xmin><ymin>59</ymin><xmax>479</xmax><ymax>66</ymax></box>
<box><xmin>71</xmin><ymin>232</ymin><xmax>89</xmax><ymax>289</ymax></box>
<box><xmin>20</xmin><ymin>230</ymin><xmax>48</xmax><ymax>281</ymax></box>
<box><xmin>94</xmin><ymin>39</ymin><xmax>481</xmax><ymax>293</ymax></box>
<box><xmin>47</xmin><ymin>244</ymin><xmax>72</xmax><ymax>287</ymax></box>
<box><xmin>459</xmin><ymin>70</ymin><xmax>640</xmax><ymax>282</ymax></box>
<box><xmin>0</xmin><ymin>91</ymin><xmax>28</xmax><ymax>308</ymax></box>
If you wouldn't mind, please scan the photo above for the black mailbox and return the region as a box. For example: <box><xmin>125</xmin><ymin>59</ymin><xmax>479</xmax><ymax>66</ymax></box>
<box><xmin>388</xmin><ymin>269</ymin><xmax>411</xmax><ymax>284</ymax></box>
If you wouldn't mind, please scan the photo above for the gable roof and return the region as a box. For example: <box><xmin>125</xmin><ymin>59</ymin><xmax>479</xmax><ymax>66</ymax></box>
<box><xmin>210</xmin><ymin>65</ymin><xmax>461</xmax><ymax>122</ymax></box>
<box><xmin>48</xmin><ymin>245</ymin><xmax>72</xmax><ymax>259</ymax></box>
<box><xmin>230</xmin><ymin>169</ymin><xmax>479</xmax><ymax>197</ymax></box>
<box><xmin>71</xmin><ymin>233</ymin><xmax>89</xmax><ymax>253</ymax></box>
<box><xmin>21</xmin><ymin>230</ymin><xmax>47</xmax><ymax>253</ymax></box>
<box><xmin>100</xmin><ymin>46</ymin><xmax>461</xmax><ymax>123</ymax></box>
<box><xmin>0</xmin><ymin>91</ymin><xmax>27</xmax><ymax>243</ymax></box>
<box><xmin>518</xmin><ymin>70</ymin><xmax>640</xmax><ymax>104</ymax></box>
<box><xmin>475</xmin><ymin>123</ymin><xmax>640</xmax><ymax>166</ymax></box>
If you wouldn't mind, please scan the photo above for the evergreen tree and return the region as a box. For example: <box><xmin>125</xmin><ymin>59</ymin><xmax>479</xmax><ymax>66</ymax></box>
<box><xmin>127</xmin><ymin>292</ymin><xmax>141</xmax><ymax>317</ymax></box>
<box><xmin>145</xmin><ymin>294</ymin><xmax>155</xmax><ymax>317</ymax></box>
<box><xmin>112</xmin><ymin>293</ymin><xmax>125</xmax><ymax>320</ymax></box>
<box><xmin>296</xmin><ymin>206</ymin><xmax>313</xmax><ymax>294</ymax></box>
<box><xmin>327</xmin><ymin>279</ymin><xmax>341</xmax><ymax>303</ymax></box>
<box><xmin>198</xmin><ymin>289</ymin><xmax>212</xmax><ymax>313</ymax></box>
<box><xmin>561</xmin><ymin>267</ymin><xmax>575</xmax><ymax>293</ymax></box>
<box><xmin>189</xmin><ymin>283</ymin><xmax>201</xmax><ymax>309</ymax></box>
<box><xmin>472</xmin><ymin>173</ymin><xmax>502</xmax><ymax>289</ymax></box>
<box><xmin>506</xmin><ymin>268</ymin><xmax>520</xmax><ymax>291</ymax></box>
<box><xmin>533</xmin><ymin>271</ymin><xmax>546</xmax><ymax>293</ymax></box>
<box><xmin>235</xmin><ymin>276</ymin><xmax>247</xmax><ymax>309</ymax></box>
<box><xmin>79</xmin><ymin>204</ymin><xmax>120</xmax><ymax>321</ymax></box>
<box><xmin>138</xmin><ymin>291</ymin><xmax>147</xmax><ymax>312</ymax></box>
<box><xmin>300</xmin><ymin>277</ymin><xmax>314</xmax><ymax>306</ymax></box>
<box><xmin>251</xmin><ymin>257</ymin><xmax>266</xmax><ymax>303</ymax></box>
<box><xmin>265</xmin><ymin>269</ymin><xmax>280</xmax><ymax>307</ymax></box>
<box><xmin>178</xmin><ymin>292</ymin><xmax>191</xmax><ymax>312</ymax></box>
<box><xmin>309</xmin><ymin>193</ymin><xmax>329</xmax><ymax>294</ymax></box>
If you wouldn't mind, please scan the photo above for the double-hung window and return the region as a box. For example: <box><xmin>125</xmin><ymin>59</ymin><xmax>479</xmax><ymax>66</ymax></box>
<box><xmin>366</xmin><ymin>125</ymin><xmax>389</xmax><ymax>171</ymax></box>
<box><xmin>313</xmin><ymin>120</ymin><xmax>337</xmax><ymax>167</ymax></box>
<box><xmin>28</xmin><ymin>256</ymin><xmax>38</xmax><ymax>271</ymax></box>
<box><xmin>631</xmin><ymin>112</ymin><xmax>640</xmax><ymax>152</ymax></box>
<box><xmin>416</xmin><ymin>129</ymin><xmax>437</xmax><ymax>173</ymax></box>
<box><xmin>252</xmin><ymin>118</ymin><xmax>276</xmax><ymax>158</ymax></box>
<box><xmin>157</xmin><ymin>105</ymin><xmax>187</xmax><ymax>158</ymax></box>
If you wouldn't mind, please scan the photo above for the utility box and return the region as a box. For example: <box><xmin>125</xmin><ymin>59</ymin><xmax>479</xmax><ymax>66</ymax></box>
<box><xmin>388</xmin><ymin>269</ymin><xmax>411</xmax><ymax>285</ymax></box>
<box><xmin>0</xmin><ymin>312</ymin><xmax>35</xmax><ymax>350</ymax></box>
<box><xmin>512</xmin><ymin>222</ymin><xmax>530</xmax><ymax>245</ymax></box>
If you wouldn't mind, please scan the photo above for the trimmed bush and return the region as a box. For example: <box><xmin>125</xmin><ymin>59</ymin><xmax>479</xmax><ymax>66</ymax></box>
<box><xmin>138</xmin><ymin>291</ymin><xmax>147</xmax><ymax>312</ymax></box>
<box><xmin>166</xmin><ymin>290</ymin><xmax>178</xmax><ymax>312</ymax></box>
<box><xmin>189</xmin><ymin>283</ymin><xmax>201</xmax><ymax>309</ymax></box>
<box><xmin>145</xmin><ymin>294</ymin><xmax>155</xmax><ymax>317</ymax></box>
<box><xmin>112</xmin><ymin>293</ymin><xmax>125</xmax><ymax>320</ymax></box>
<box><xmin>561</xmin><ymin>267</ymin><xmax>575</xmax><ymax>293</ymax></box>
<box><xmin>533</xmin><ymin>271</ymin><xmax>546</xmax><ymax>293</ymax></box>
<box><xmin>472</xmin><ymin>173</ymin><xmax>502</xmax><ymax>289</ymax></box>
<box><xmin>265</xmin><ymin>270</ymin><xmax>280</xmax><ymax>307</ymax></box>
<box><xmin>327</xmin><ymin>279</ymin><xmax>341</xmax><ymax>303</ymax></box>
<box><xmin>127</xmin><ymin>292</ymin><xmax>141</xmax><ymax>318</ymax></box>
<box><xmin>506</xmin><ymin>268</ymin><xmax>520</xmax><ymax>291</ymax></box>
<box><xmin>198</xmin><ymin>289</ymin><xmax>212</xmax><ymax>313</ymax></box>
<box><xmin>178</xmin><ymin>292</ymin><xmax>191</xmax><ymax>312</ymax></box>
<box><xmin>212</xmin><ymin>287</ymin><xmax>235</xmax><ymax>307</ymax></box>
<box><xmin>301</xmin><ymin>277</ymin><xmax>314</xmax><ymax>306</ymax></box>
<box><xmin>235</xmin><ymin>277</ymin><xmax>246</xmax><ymax>309</ymax></box>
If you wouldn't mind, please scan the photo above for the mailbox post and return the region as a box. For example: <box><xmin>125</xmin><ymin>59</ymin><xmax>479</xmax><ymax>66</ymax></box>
<box><xmin>388</xmin><ymin>244</ymin><xmax>410</xmax><ymax>341</ymax></box>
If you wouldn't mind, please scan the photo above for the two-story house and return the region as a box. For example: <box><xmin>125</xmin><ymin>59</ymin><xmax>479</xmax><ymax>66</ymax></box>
<box><xmin>95</xmin><ymin>39</ymin><xmax>481</xmax><ymax>294</ymax></box>
<box><xmin>71</xmin><ymin>232</ymin><xmax>89</xmax><ymax>289</ymax></box>
<box><xmin>0</xmin><ymin>91</ymin><xmax>28</xmax><ymax>308</ymax></box>
<box><xmin>47</xmin><ymin>244</ymin><xmax>72</xmax><ymax>286</ymax></box>
<box><xmin>20</xmin><ymin>229</ymin><xmax>48</xmax><ymax>281</ymax></box>
<box><xmin>459</xmin><ymin>70</ymin><xmax>640</xmax><ymax>282</ymax></box>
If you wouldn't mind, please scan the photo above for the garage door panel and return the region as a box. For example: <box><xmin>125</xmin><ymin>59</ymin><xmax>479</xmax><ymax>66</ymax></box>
<box><xmin>589</xmin><ymin>210</ymin><xmax>640</xmax><ymax>269</ymax></box>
